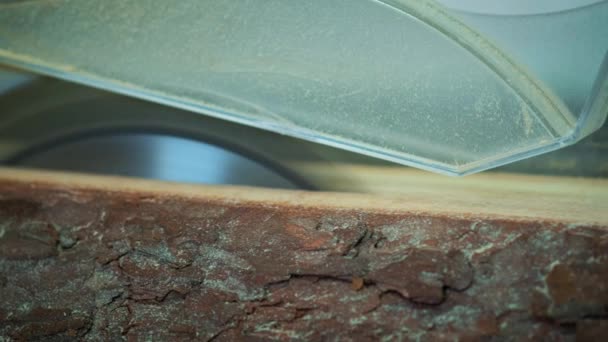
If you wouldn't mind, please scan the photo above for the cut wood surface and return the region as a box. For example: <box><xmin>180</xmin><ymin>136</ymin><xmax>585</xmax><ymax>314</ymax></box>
<box><xmin>2</xmin><ymin>165</ymin><xmax>608</xmax><ymax>225</ymax></box>
<box><xmin>0</xmin><ymin>167</ymin><xmax>607</xmax><ymax>340</ymax></box>
<box><xmin>291</xmin><ymin>162</ymin><xmax>608</xmax><ymax>226</ymax></box>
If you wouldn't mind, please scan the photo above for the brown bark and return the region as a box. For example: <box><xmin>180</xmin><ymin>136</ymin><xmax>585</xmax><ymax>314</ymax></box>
<box><xmin>0</xmin><ymin>169</ymin><xmax>606</xmax><ymax>341</ymax></box>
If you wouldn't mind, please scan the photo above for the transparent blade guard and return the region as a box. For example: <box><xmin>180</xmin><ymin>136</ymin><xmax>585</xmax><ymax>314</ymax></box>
<box><xmin>0</xmin><ymin>0</ymin><xmax>606</xmax><ymax>175</ymax></box>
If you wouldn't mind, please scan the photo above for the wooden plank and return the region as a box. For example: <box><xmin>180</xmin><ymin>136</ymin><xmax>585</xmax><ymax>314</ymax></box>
<box><xmin>0</xmin><ymin>167</ymin><xmax>606</xmax><ymax>340</ymax></box>
<box><xmin>2</xmin><ymin>166</ymin><xmax>607</xmax><ymax>225</ymax></box>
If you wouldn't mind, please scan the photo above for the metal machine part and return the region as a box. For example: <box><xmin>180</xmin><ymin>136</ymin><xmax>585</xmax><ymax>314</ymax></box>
<box><xmin>1</xmin><ymin>69</ymin><xmax>607</xmax><ymax>188</ymax></box>
<box><xmin>1</xmin><ymin>1</ymin><xmax>606</xmax><ymax>175</ymax></box>
<box><xmin>8</xmin><ymin>133</ymin><xmax>305</xmax><ymax>189</ymax></box>
<box><xmin>0</xmin><ymin>69</ymin><xmax>392</xmax><ymax>189</ymax></box>
<box><xmin>0</xmin><ymin>71</ymin><xmax>325</xmax><ymax>189</ymax></box>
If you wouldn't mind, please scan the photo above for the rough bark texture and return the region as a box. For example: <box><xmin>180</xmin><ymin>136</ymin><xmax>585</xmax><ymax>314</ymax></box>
<box><xmin>0</xmin><ymin>176</ymin><xmax>607</xmax><ymax>341</ymax></box>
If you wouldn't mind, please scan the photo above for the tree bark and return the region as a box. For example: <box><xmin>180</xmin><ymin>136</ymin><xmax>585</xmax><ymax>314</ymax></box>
<box><xmin>0</xmin><ymin>168</ymin><xmax>606</xmax><ymax>341</ymax></box>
